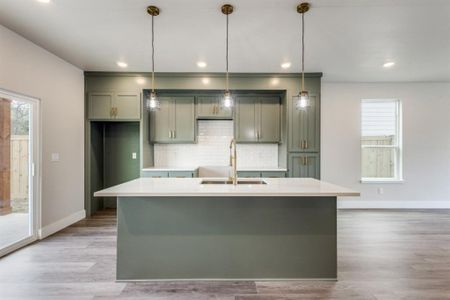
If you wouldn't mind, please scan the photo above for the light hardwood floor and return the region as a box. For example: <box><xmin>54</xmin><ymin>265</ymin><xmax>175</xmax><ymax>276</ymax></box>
<box><xmin>0</xmin><ymin>209</ymin><xmax>449</xmax><ymax>300</ymax></box>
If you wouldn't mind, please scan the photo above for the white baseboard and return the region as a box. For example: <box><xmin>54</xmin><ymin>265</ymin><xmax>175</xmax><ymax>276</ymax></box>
<box><xmin>338</xmin><ymin>200</ymin><xmax>450</xmax><ymax>209</ymax></box>
<box><xmin>38</xmin><ymin>209</ymin><xmax>86</xmax><ymax>239</ymax></box>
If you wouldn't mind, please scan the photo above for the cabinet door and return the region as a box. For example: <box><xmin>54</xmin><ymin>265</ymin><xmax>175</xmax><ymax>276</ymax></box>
<box><xmin>289</xmin><ymin>153</ymin><xmax>320</xmax><ymax>179</ymax></box>
<box><xmin>88</xmin><ymin>92</ymin><xmax>113</xmax><ymax>119</ymax></box>
<box><xmin>114</xmin><ymin>92</ymin><xmax>141</xmax><ymax>120</ymax></box>
<box><xmin>237</xmin><ymin>171</ymin><xmax>261</xmax><ymax>178</ymax></box>
<box><xmin>216</xmin><ymin>99</ymin><xmax>233</xmax><ymax>118</ymax></box>
<box><xmin>197</xmin><ymin>96</ymin><xmax>232</xmax><ymax>119</ymax></box>
<box><xmin>149</xmin><ymin>97</ymin><xmax>172</xmax><ymax>143</ymax></box>
<box><xmin>235</xmin><ymin>97</ymin><xmax>257</xmax><ymax>142</ymax></box>
<box><xmin>261</xmin><ymin>171</ymin><xmax>286</xmax><ymax>178</ymax></box>
<box><xmin>168</xmin><ymin>171</ymin><xmax>194</xmax><ymax>178</ymax></box>
<box><xmin>141</xmin><ymin>171</ymin><xmax>169</xmax><ymax>178</ymax></box>
<box><xmin>197</xmin><ymin>96</ymin><xmax>216</xmax><ymax>118</ymax></box>
<box><xmin>290</xmin><ymin>94</ymin><xmax>320</xmax><ymax>152</ymax></box>
<box><xmin>173</xmin><ymin>96</ymin><xmax>195</xmax><ymax>143</ymax></box>
<box><xmin>258</xmin><ymin>96</ymin><xmax>280</xmax><ymax>143</ymax></box>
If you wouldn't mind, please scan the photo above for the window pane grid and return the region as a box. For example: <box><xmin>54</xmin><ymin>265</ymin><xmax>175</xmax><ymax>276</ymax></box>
<box><xmin>361</xmin><ymin>99</ymin><xmax>401</xmax><ymax>181</ymax></box>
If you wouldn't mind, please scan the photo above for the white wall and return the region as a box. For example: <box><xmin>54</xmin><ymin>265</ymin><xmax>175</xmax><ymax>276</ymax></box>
<box><xmin>322</xmin><ymin>82</ymin><xmax>450</xmax><ymax>208</ymax></box>
<box><xmin>0</xmin><ymin>25</ymin><xmax>85</xmax><ymax>232</ymax></box>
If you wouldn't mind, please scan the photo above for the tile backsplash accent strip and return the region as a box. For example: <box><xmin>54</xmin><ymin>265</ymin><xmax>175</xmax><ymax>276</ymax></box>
<box><xmin>154</xmin><ymin>120</ymin><xmax>278</xmax><ymax>168</ymax></box>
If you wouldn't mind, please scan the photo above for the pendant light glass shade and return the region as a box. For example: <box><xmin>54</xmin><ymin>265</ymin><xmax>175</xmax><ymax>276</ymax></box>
<box><xmin>293</xmin><ymin>91</ymin><xmax>310</xmax><ymax>110</ymax></box>
<box><xmin>294</xmin><ymin>3</ymin><xmax>311</xmax><ymax>111</ymax></box>
<box><xmin>146</xmin><ymin>91</ymin><xmax>160</xmax><ymax>111</ymax></box>
<box><xmin>221</xmin><ymin>4</ymin><xmax>233</xmax><ymax>109</ymax></box>
<box><xmin>147</xmin><ymin>6</ymin><xmax>160</xmax><ymax>111</ymax></box>
<box><xmin>222</xmin><ymin>91</ymin><xmax>233</xmax><ymax>108</ymax></box>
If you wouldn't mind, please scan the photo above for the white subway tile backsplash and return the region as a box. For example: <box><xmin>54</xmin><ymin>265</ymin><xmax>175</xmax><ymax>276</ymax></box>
<box><xmin>154</xmin><ymin>120</ymin><xmax>278</xmax><ymax>168</ymax></box>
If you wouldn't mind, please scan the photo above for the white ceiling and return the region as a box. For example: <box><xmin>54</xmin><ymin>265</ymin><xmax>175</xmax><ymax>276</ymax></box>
<box><xmin>0</xmin><ymin>0</ymin><xmax>449</xmax><ymax>82</ymax></box>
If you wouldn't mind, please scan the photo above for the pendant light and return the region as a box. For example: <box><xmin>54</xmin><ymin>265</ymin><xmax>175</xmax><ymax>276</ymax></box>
<box><xmin>146</xmin><ymin>5</ymin><xmax>160</xmax><ymax>111</ymax></box>
<box><xmin>293</xmin><ymin>2</ymin><xmax>310</xmax><ymax>110</ymax></box>
<box><xmin>221</xmin><ymin>4</ymin><xmax>234</xmax><ymax>108</ymax></box>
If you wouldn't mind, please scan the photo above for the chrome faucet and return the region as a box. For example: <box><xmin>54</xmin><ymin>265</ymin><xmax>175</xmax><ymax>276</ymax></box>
<box><xmin>229</xmin><ymin>138</ymin><xmax>237</xmax><ymax>185</ymax></box>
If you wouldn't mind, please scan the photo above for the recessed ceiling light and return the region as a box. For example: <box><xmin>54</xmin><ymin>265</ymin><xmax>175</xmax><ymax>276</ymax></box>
<box><xmin>36</xmin><ymin>0</ymin><xmax>51</xmax><ymax>3</ymax></box>
<box><xmin>383</xmin><ymin>61</ymin><xmax>395</xmax><ymax>68</ymax></box>
<box><xmin>202</xmin><ymin>77</ymin><xmax>210</xmax><ymax>84</ymax></box>
<box><xmin>281</xmin><ymin>62</ymin><xmax>291</xmax><ymax>69</ymax></box>
<box><xmin>117</xmin><ymin>61</ymin><xmax>128</xmax><ymax>68</ymax></box>
<box><xmin>197</xmin><ymin>61</ymin><xmax>207</xmax><ymax>68</ymax></box>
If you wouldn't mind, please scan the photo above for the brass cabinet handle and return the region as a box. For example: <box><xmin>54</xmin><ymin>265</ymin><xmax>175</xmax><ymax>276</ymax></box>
<box><xmin>300</xmin><ymin>140</ymin><xmax>304</xmax><ymax>149</ymax></box>
<box><xmin>305</xmin><ymin>140</ymin><xmax>308</xmax><ymax>149</ymax></box>
<box><xmin>112</xmin><ymin>107</ymin><xmax>118</xmax><ymax>117</ymax></box>
<box><xmin>172</xmin><ymin>130</ymin><xmax>176</xmax><ymax>139</ymax></box>
<box><xmin>110</xmin><ymin>107</ymin><xmax>114</xmax><ymax>117</ymax></box>
<box><xmin>301</xmin><ymin>157</ymin><xmax>308</xmax><ymax>166</ymax></box>
<box><xmin>169</xmin><ymin>130</ymin><xmax>172</xmax><ymax>138</ymax></box>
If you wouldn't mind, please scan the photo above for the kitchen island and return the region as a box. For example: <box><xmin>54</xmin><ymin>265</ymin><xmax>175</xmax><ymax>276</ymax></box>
<box><xmin>94</xmin><ymin>177</ymin><xmax>359</xmax><ymax>281</ymax></box>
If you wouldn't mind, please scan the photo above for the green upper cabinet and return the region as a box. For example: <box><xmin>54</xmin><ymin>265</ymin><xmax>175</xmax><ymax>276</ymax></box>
<box><xmin>114</xmin><ymin>92</ymin><xmax>141</xmax><ymax>120</ymax></box>
<box><xmin>235</xmin><ymin>96</ymin><xmax>257</xmax><ymax>142</ymax></box>
<box><xmin>88</xmin><ymin>92</ymin><xmax>141</xmax><ymax>120</ymax></box>
<box><xmin>88</xmin><ymin>92</ymin><xmax>113</xmax><ymax>119</ymax></box>
<box><xmin>235</xmin><ymin>96</ymin><xmax>280</xmax><ymax>143</ymax></box>
<box><xmin>172</xmin><ymin>96</ymin><xmax>195</xmax><ymax>142</ymax></box>
<box><xmin>197</xmin><ymin>96</ymin><xmax>232</xmax><ymax>119</ymax></box>
<box><xmin>290</xmin><ymin>93</ymin><xmax>320</xmax><ymax>152</ymax></box>
<box><xmin>288</xmin><ymin>153</ymin><xmax>320</xmax><ymax>179</ymax></box>
<box><xmin>150</xmin><ymin>96</ymin><xmax>195</xmax><ymax>143</ymax></box>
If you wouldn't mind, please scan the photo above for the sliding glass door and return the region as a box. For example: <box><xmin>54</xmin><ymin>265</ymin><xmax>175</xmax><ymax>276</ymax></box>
<box><xmin>0</xmin><ymin>89</ymin><xmax>40</xmax><ymax>257</ymax></box>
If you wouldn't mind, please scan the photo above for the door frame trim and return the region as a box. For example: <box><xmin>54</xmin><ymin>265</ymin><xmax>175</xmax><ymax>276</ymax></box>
<box><xmin>0</xmin><ymin>88</ymin><xmax>41</xmax><ymax>258</ymax></box>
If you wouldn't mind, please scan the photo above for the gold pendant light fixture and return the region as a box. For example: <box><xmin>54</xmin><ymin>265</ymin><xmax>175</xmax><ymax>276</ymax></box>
<box><xmin>221</xmin><ymin>4</ymin><xmax>234</xmax><ymax>108</ymax></box>
<box><xmin>294</xmin><ymin>2</ymin><xmax>311</xmax><ymax>110</ymax></box>
<box><xmin>146</xmin><ymin>5</ymin><xmax>160</xmax><ymax>111</ymax></box>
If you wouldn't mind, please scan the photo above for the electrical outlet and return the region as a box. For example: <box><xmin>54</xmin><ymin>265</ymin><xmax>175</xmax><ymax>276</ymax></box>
<box><xmin>377</xmin><ymin>187</ymin><xmax>384</xmax><ymax>195</ymax></box>
<box><xmin>132</xmin><ymin>152</ymin><xmax>137</xmax><ymax>160</ymax></box>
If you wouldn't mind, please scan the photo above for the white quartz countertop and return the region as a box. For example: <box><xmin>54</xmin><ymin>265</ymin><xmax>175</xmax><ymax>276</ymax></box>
<box><xmin>94</xmin><ymin>178</ymin><xmax>360</xmax><ymax>197</ymax></box>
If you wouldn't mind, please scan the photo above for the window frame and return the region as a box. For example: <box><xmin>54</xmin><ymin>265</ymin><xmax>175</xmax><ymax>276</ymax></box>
<box><xmin>360</xmin><ymin>99</ymin><xmax>403</xmax><ymax>183</ymax></box>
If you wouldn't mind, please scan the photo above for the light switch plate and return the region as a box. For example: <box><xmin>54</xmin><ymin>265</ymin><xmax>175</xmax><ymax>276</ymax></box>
<box><xmin>132</xmin><ymin>152</ymin><xmax>137</xmax><ymax>160</ymax></box>
<box><xmin>51</xmin><ymin>153</ymin><xmax>60</xmax><ymax>162</ymax></box>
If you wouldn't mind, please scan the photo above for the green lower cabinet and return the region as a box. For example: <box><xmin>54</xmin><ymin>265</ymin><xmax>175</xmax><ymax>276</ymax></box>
<box><xmin>261</xmin><ymin>171</ymin><xmax>286</xmax><ymax>178</ymax></box>
<box><xmin>288</xmin><ymin>153</ymin><xmax>320</xmax><ymax>179</ymax></box>
<box><xmin>168</xmin><ymin>171</ymin><xmax>197</xmax><ymax>178</ymax></box>
<box><xmin>142</xmin><ymin>170</ymin><xmax>198</xmax><ymax>178</ymax></box>
<box><xmin>237</xmin><ymin>171</ymin><xmax>261</xmax><ymax>178</ymax></box>
<box><xmin>237</xmin><ymin>171</ymin><xmax>286</xmax><ymax>178</ymax></box>
<box><xmin>141</xmin><ymin>171</ymin><xmax>169</xmax><ymax>178</ymax></box>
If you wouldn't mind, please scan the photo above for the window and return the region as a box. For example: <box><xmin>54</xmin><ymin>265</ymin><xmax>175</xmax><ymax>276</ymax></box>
<box><xmin>361</xmin><ymin>99</ymin><xmax>402</xmax><ymax>182</ymax></box>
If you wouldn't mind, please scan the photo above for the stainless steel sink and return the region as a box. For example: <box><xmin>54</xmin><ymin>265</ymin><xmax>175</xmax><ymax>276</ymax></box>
<box><xmin>201</xmin><ymin>179</ymin><xmax>267</xmax><ymax>185</ymax></box>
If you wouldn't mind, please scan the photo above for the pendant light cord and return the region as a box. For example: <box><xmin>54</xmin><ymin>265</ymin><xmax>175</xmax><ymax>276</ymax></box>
<box><xmin>151</xmin><ymin>14</ymin><xmax>155</xmax><ymax>93</ymax></box>
<box><xmin>226</xmin><ymin>13</ymin><xmax>229</xmax><ymax>92</ymax></box>
<box><xmin>301</xmin><ymin>11</ymin><xmax>305</xmax><ymax>92</ymax></box>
